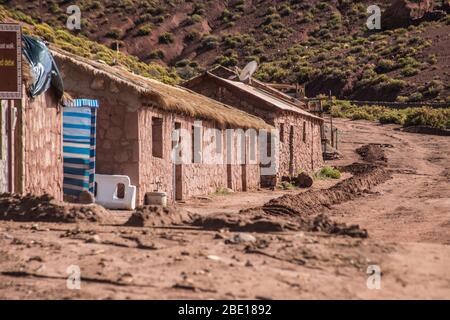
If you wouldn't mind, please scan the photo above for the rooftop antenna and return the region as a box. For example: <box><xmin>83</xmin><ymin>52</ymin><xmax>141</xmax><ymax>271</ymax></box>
<box><xmin>239</xmin><ymin>60</ymin><xmax>258</xmax><ymax>84</ymax></box>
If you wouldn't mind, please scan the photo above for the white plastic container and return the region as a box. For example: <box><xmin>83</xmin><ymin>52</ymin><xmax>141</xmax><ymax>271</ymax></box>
<box><xmin>145</xmin><ymin>192</ymin><xmax>168</xmax><ymax>207</ymax></box>
<box><xmin>95</xmin><ymin>174</ymin><xmax>137</xmax><ymax>210</ymax></box>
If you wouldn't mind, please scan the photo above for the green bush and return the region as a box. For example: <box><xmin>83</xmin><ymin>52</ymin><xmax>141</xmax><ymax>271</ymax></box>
<box><xmin>403</xmin><ymin>108</ymin><xmax>450</xmax><ymax>129</ymax></box>
<box><xmin>379</xmin><ymin>111</ymin><xmax>405</xmax><ymax>125</ymax></box>
<box><xmin>401</xmin><ymin>66</ymin><xmax>419</xmax><ymax>77</ymax></box>
<box><xmin>158</xmin><ymin>32</ymin><xmax>174</xmax><ymax>44</ymax></box>
<box><xmin>316</xmin><ymin>167</ymin><xmax>342</xmax><ymax>180</ymax></box>
<box><xmin>201</xmin><ymin>35</ymin><xmax>220</xmax><ymax>50</ymax></box>
<box><xmin>136</xmin><ymin>25</ymin><xmax>151</xmax><ymax>36</ymax></box>
<box><xmin>330</xmin><ymin>101</ymin><xmax>450</xmax><ymax>129</ymax></box>
<box><xmin>375</xmin><ymin>59</ymin><xmax>396</xmax><ymax>73</ymax></box>
<box><xmin>106</xmin><ymin>28</ymin><xmax>121</xmax><ymax>39</ymax></box>
<box><xmin>280</xmin><ymin>182</ymin><xmax>297</xmax><ymax>190</ymax></box>
<box><xmin>350</xmin><ymin>110</ymin><xmax>374</xmax><ymax>121</ymax></box>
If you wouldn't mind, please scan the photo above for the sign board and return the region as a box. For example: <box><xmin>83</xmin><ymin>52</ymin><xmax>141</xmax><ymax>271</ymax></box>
<box><xmin>0</xmin><ymin>24</ymin><xmax>22</xmax><ymax>99</ymax></box>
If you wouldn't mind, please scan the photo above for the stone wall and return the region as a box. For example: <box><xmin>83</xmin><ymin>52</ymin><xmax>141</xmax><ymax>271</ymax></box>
<box><xmin>23</xmin><ymin>89</ymin><xmax>63</xmax><ymax>200</ymax></box>
<box><xmin>138</xmin><ymin>108</ymin><xmax>261</xmax><ymax>203</ymax></box>
<box><xmin>55</xmin><ymin>57</ymin><xmax>262</xmax><ymax>204</ymax></box>
<box><xmin>275</xmin><ymin>113</ymin><xmax>324</xmax><ymax>177</ymax></box>
<box><xmin>95</xmin><ymin>99</ymin><xmax>140</xmax><ymax>194</ymax></box>
<box><xmin>185</xmin><ymin>77</ymin><xmax>276</xmax><ymax>124</ymax></box>
<box><xmin>184</xmin><ymin>76</ymin><xmax>324</xmax><ymax>180</ymax></box>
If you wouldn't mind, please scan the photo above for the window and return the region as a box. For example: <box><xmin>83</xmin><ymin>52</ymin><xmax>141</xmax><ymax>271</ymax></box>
<box><xmin>267</xmin><ymin>132</ymin><xmax>272</xmax><ymax>157</ymax></box>
<box><xmin>279</xmin><ymin>123</ymin><xmax>285</xmax><ymax>143</ymax></box>
<box><xmin>172</xmin><ymin>122</ymin><xmax>182</xmax><ymax>161</ymax></box>
<box><xmin>173</xmin><ymin>122</ymin><xmax>182</xmax><ymax>148</ymax></box>
<box><xmin>192</xmin><ymin>125</ymin><xmax>202</xmax><ymax>163</ymax></box>
<box><xmin>303</xmin><ymin>121</ymin><xmax>307</xmax><ymax>143</ymax></box>
<box><xmin>152</xmin><ymin>117</ymin><xmax>163</xmax><ymax>158</ymax></box>
<box><xmin>215</xmin><ymin>129</ymin><xmax>223</xmax><ymax>154</ymax></box>
<box><xmin>249</xmin><ymin>130</ymin><xmax>257</xmax><ymax>162</ymax></box>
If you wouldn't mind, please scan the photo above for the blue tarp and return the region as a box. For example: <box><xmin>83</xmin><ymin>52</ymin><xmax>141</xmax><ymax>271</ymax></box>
<box><xmin>22</xmin><ymin>35</ymin><xmax>64</xmax><ymax>100</ymax></box>
<box><xmin>63</xmin><ymin>99</ymin><xmax>99</xmax><ymax>196</ymax></box>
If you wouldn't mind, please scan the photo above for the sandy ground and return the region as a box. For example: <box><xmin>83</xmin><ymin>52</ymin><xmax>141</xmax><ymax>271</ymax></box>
<box><xmin>0</xmin><ymin>119</ymin><xmax>449</xmax><ymax>299</ymax></box>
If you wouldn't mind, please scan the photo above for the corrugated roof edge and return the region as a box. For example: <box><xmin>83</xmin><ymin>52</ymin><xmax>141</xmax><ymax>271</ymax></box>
<box><xmin>203</xmin><ymin>71</ymin><xmax>324</xmax><ymax>122</ymax></box>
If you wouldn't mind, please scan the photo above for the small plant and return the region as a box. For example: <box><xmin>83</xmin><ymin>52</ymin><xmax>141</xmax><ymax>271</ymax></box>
<box><xmin>375</xmin><ymin>59</ymin><xmax>396</xmax><ymax>73</ymax></box>
<box><xmin>149</xmin><ymin>49</ymin><xmax>165</xmax><ymax>60</ymax></box>
<box><xmin>136</xmin><ymin>25</ymin><xmax>152</xmax><ymax>36</ymax></box>
<box><xmin>200</xmin><ymin>35</ymin><xmax>220</xmax><ymax>50</ymax></box>
<box><xmin>213</xmin><ymin>187</ymin><xmax>231</xmax><ymax>196</ymax></box>
<box><xmin>106</xmin><ymin>28</ymin><xmax>121</xmax><ymax>39</ymax></box>
<box><xmin>158</xmin><ymin>32</ymin><xmax>174</xmax><ymax>44</ymax></box>
<box><xmin>280</xmin><ymin>181</ymin><xmax>297</xmax><ymax>190</ymax></box>
<box><xmin>316</xmin><ymin>167</ymin><xmax>342</xmax><ymax>180</ymax></box>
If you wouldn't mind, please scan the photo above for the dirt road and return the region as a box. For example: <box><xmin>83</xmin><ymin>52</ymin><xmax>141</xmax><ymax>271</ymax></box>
<box><xmin>0</xmin><ymin>119</ymin><xmax>449</xmax><ymax>299</ymax></box>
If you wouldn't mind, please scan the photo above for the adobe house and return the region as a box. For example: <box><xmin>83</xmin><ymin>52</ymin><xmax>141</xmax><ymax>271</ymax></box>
<box><xmin>0</xmin><ymin>37</ymin><xmax>64</xmax><ymax>200</ymax></box>
<box><xmin>51</xmin><ymin>48</ymin><xmax>271</xmax><ymax>204</ymax></box>
<box><xmin>183</xmin><ymin>66</ymin><xmax>324</xmax><ymax>185</ymax></box>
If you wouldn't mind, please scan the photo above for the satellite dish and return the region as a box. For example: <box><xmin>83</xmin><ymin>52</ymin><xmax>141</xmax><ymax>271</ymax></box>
<box><xmin>239</xmin><ymin>61</ymin><xmax>258</xmax><ymax>83</ymax></box>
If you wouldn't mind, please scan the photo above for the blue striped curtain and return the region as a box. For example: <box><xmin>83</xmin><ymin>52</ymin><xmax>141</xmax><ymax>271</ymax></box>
<box><xmin>63</xmin><ymin>99</ymin><xmax>99</xmax><ymax>196</ymax></box>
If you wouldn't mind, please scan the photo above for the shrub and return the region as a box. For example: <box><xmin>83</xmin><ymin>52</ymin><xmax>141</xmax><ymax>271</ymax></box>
<box><xmin>200</xmin><ymin>35</ymin><xmax>220</xmax><ymax>50</ymax></box>
<box><xmin>158</xmin><ymin>32</ymin><xmax>174</xmax><ymax>44</ymax></box>
<box><xmin>401</xmin><ymin>66</ymin><xmax>419</xmax><ymax>77</ymax></box>
<box><xmin>404</xmin><ymin>108</ymin><xmax>450</xmax><ymax>129</ymax></box>
<box><xmin>213</xmin><ymin>187</ymin><xmax>231</xmax><ymax>196</ymax></box>
<box><xmin>149</xmin><ymin>49</ymin><xmax>165</xmax><ymax>59</ymax></box>
<box><xmin>106</xmin><ymin>28</ymin><xmax>121</xmax><ymax>39</ymax></box>
<box><xmin>350</xmin><ymin>110</ymin><xmax>374</xmax><ymax>121</ymax></box>
<box><xmin>316</xmin><ymin>167</ymin><xmax>341</xmax><ymax>180</ymax></box>
<box><xmin>408</xmin><ymin>92</ymin><xmax>422</xmax><ymax>102</ymax></box>
<box><xmin>191</xmin><ymin>14</ymin><xmax>203</xmax><ymax>23</ymax></box>
<box><xmin>375</xmin><ymin>59</ymin><xmax>396</xmax><ymax>73</ymax></box>
<box><xmin>280</xmin><ymin>181</ymin><xmax>297</xmax><ymax>190</ymax></box>
<box><xmin>379</xmin><ymin>111</ymin><xmax>405</xmax><ymax>125</ymax></box>
<box><xmin>184</xmin><ymin>31</ymin><xmax>200</xmax><ymax>43</ymax></box>
<box><xmin>136</xmin><ymin>25</ymin><xmax>152</xmax><ymax>36</ymax></box>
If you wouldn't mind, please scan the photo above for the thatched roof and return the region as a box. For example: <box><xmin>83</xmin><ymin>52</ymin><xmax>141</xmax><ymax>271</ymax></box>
<box><xmin>50</xmin><ymin>47</ymin><xmax>271</xmax><ymax>130</ymax></box>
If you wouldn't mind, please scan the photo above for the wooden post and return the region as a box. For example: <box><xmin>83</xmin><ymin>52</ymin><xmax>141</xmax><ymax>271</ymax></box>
<box><xmin>335</xmin><ymin>129</ymin><xmax>339</xmax><ymax>151</ymax></box>
<box><xmin>330</xmin><ymin>114</ymin><xmax>334</xmax><ymax>148</ymax></box>
<box><xmin>329</xmin><ymin>90</ymin><xmax>334</xmax><ymax>148</ymax></box>
<box><xmin>13</xmin><ymin>98</ymin><xmax>24</xmax><ymax>194</ymax></box>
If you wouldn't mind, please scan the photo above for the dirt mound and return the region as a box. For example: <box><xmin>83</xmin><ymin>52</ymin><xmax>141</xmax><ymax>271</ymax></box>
<box><xmin>191</xmin><ymin>211</ymin><xmax>290</xmax><ymax>233</ymax></box>
<box><xmin>356</xmin><ymin>144</ymin><xmax>388</xmax><ymax>163</ymax></box>
<box><xmin>192</xmin><ymin>208</ymin><xmax>368</xmax><ymax>238</ymax></box>
<box><xmin>402</xmin><ymin>126</ymin><xmax>450</xmax><ymax>136</ymax></box>
<box><xmin>124</xmin><ymin>205</ymin><xmax>194</xmax><ymax>227</ymax></box>
<box><xmin>264</xmin><ymin>165</ymin><xmax>391</xmax><ymax>217</ymax></box>
<box><xmin>310</xmin><ymin>214</ymin><xmax>368</xmax><ymax>238</ymax></box>
<box><xmin>0</xmin><ymin>193</ymin><xmax>113</xmax><ymax>223</ymax></box>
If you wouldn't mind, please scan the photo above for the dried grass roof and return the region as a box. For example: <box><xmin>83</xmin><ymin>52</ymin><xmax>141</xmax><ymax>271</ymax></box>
<box><xmin>50</xmin><ymin>47</ymin><xmax>271</xmax><ymax>130</ymax></box>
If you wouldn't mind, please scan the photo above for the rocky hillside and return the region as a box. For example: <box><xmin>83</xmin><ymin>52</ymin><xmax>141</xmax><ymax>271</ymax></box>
<box><xmin>1</xmin><ymin>0</ymin><xmax>449</xmax><ymax>102</ymax></box>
